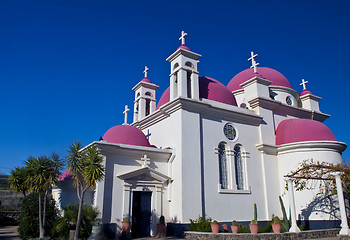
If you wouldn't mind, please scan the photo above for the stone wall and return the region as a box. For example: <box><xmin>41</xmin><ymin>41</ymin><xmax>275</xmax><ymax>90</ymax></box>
<box><xmin>184</xmin><ymin>229</ymin><xmax>346</xmax><ymax>240</ymax></box>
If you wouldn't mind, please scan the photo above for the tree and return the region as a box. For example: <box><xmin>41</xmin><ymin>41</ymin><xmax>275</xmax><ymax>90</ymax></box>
<box><xmin>18</xmin><ymin>193</ymin><xmax>58</xmax><ymax>240</ymax></box>
<box><xmin>9</xmin><ymin>166</ymin><xmax>29</xmax><ymax>197</ymax></box>
<box><xmin>67</xmin><ymin>140</ymin><xmax>105</xmax><ymax>240</ymax></box>
<box><xmin>286</xmin><ymin>158</ymin><xmax>350</xmax><ymax>195</ymax></box>
<box><xmin>54</xmin><ymin>204</ymin><xmax>99</xmax><ymax>240</ymax></box>
<box><xmin>24</xmin><ymin>154</ymin><xmax>64</xmax><ymax>239</ymax></box>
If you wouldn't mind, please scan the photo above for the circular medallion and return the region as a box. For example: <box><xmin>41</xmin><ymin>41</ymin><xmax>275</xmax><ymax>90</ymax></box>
<box><xmin>223</xmin><ymin>123</ymin><xmax>237</xmax><ymax>141</ymax></box>
<box><xmin>286</xmin><ymin>96</ymin><xmax>292</xmax><ymax>106</ymax></box>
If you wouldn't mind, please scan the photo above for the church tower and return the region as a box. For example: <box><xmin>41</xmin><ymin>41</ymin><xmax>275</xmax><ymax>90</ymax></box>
<box><xmin>166</xmin><ymin>31</ymin><xmax>201</xmax><ymax>101</ymax></box>
<box><xmin>132</xmin><ymin>66</ymin><xmax>159</xmax><ymax>122</ymax></box>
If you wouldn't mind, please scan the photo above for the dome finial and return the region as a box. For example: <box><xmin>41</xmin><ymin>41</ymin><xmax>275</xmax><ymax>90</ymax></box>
<box><xmin>300</xmin><ymin>78</ymin><xmax>308</xmax><ymax>90</ymax></box>
<box><xmin>123</xmin><ymin>105</ymin><xmax>130</xmax><ymax>125</ymax></box>
<box><xmin>179</xmin><ymin>30</ymin><xmax>188</xmax><ymax>45</ymax></box>
<box><xmin>248</xmin><ymin>51</ymin><xmax>259</xmax><ymax>73</ymax></box>
<box><xmin>143</xmin><ymin>66</ymin><xmax>149</xmax><ymax>78</ymax></box>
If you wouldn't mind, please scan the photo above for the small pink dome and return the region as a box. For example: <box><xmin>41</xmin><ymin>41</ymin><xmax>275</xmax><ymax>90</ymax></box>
<box><xmin>58</xmin><ymin>169</ymin><xmax>73</xmax><ymax>181</ymax></box>
<box><xmin>227</xmin><ymin>67</ymin><xmax>292</xmax><ymax>92</ymax></box>
<box><xmin>276</xmin><ymin>119</ymin><xmax>336</xmax><ymax>145</ymax></box>
<box><xmin>103</xmin><ymin>125</ymin><xmax>151</xmax><ymax>147</ymax></box>
<box><xmin>177</xmin><ymin>44</ymin><xmax>190</xmax><ymax>51</ymax></box>
<box><xmin>156</xmin><ymin>76</ymin><xmax>237</xmax><ymax>109</ymax></box>
<box><xmin>300</xmin><ymin>89</ymin><xmax>312</xmax><ymax>96</ymax></box>
<box><xmin>141</xmin><ymin>77</ymin><xmax>151</xmax><ymax>83</ymax></box>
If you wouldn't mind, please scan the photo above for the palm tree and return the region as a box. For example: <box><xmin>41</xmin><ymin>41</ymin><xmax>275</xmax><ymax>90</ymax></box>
<box><xmin>9</xmin><ymin>166</ymin><xmax>29</xmax><ymax>197</ymax></box>
<box><xmin>24</xmin><ymin>154</ymin><xmax>64</xmax><ymax>239</ymax></box>
<box><xmin>67</xmin><ymin>140</ymin><xmax>105</xmax><ymax>240</ymax></box>
<box><xmin>25</xmin><ymin>156</ymin><xmax>52</xmax><ymax>238</ymax></box>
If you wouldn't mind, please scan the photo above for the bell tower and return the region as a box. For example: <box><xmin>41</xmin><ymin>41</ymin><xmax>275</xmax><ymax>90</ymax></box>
<box><xmin>132</xmin><ymin>66</ymin><xmax>159</xmax><ymax>122</ymax></box>
<box><xmin>166</xmin><ymin>31</ymin><xmax>201</xmax><ymax>101</ymax></box>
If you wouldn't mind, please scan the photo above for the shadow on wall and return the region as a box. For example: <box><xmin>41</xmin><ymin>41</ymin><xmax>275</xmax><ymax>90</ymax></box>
<box><xmin>300</xmin><ymin>193</ymin><xmax>340</xmax><ymax>229</ymax></box>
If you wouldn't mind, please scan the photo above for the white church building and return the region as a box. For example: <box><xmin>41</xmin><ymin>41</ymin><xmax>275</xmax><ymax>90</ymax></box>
<box><xmin>54</xmin><ymin>31</ymin><xmax>347</xmax><ymax>238</ymax></box>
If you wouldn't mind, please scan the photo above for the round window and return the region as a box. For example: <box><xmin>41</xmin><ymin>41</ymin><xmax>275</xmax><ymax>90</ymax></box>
<box><xmin>286</xmin><ymin>96</ymin><xmax>293</xmax><ymax>106</ymax></box>
<box><xmin>223</xmin><ymin>123</ymin><xmax>237</xmax><ymax>141</ymax></box>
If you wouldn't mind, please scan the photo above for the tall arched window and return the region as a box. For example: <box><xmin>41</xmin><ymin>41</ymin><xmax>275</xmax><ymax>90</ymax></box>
<box><xmin>145</xmin><ymin>99</ymin><xmax>150</xmax><ymax>116</ymax></box>
<box><xmin>234</xmin><ymin>145</ymin><xmax>244</xmax><ymax>190</ymax></box>
<box><xmin>218</xmin><ymin>143</ymin><xmax>228</xmax><ymax>189</ymax></box>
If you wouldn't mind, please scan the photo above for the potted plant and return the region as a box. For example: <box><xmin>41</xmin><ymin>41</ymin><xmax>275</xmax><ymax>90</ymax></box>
<box><xmin>249</xmin><ymin>220</ymin><xmax>258</xmax><ymax>234</ymax></box>
<box><xmin>222</xmin><ymin>224</ymin><xmax>229</xmax><ymax>232</ymax></box>
<box><xmin>157</xmin><ymin>215</ymin><xmax>166</xmax><ymax>237</ymax></box>
<box><xmin>122</xmin><ymin>217</ymin><xmax>131</xmax><ymax>232</ymax></box>
<box><xmin>231</xmin><ymin>220</ymin><xmax>239</xmax><ymax>234</ymax></box>
<box><xmin>211</xmin><ymin>220</ymin><xmax>220</xmax><ymax>233</ymax></box>
<box><xmin>271</xmin><ymin>216</ymin><xmax>281</xmax><ymax>233</ymax></box>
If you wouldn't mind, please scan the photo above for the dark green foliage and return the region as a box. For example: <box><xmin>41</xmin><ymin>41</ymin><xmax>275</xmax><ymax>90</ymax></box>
<box><xmin>279</xmin><ymin>196</ymin><xmax>291</xmax><ymax>232</ymax></box>
<box><xmin>272</xmin><ymin>216</ymin><xmax>281</xmax><ymax>224</ymax></box>
<box><xmin>231</xmin><ymin>220</ymin><xmax>238</xmax><ymax>226</ymax></box>
<box><xmin>18</xmin><ymin>193</ymin><xmax>58</xmax><ymax>239</ymax></box>
<box><xmin>189</xmin><ymin>215</ymin><xmax>212</xmax><ymax>232</ymax></box>
<box><xmin>54</xmin><ymin>204</ymin><xmax>99</xmax><ymax>240</ymax></box>
<box><xmin>258</xmin><ymin>222</ymin><xmax>272</xmax><ymax>233</ymax></box>
<box><xmin>159</xmin><ymin>215</ymin><xmax>165</xmax><ymax>224</ymax></box>
<box><xmin>237</xmin><ymin>224</ymin><xmax>250</xmax><ymax>233</ymax></box>
<box><xmin>253</xmin><ymin>203</ymin><xmax>257</xmax><ymax>220</ymax></box>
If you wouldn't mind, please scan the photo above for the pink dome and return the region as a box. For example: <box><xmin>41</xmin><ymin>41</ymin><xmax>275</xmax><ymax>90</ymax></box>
<box><xmin>227</xmin><ymin>67</ymin><xmax>292</xmax><ymax>92</ymax></box>
<box><xmin>103</xmin><ymin>125</ymin><xmax>151</xmax><ymax>147</ymax></box>
<box><xmin>141</xmin><ymin>77</ymin><xmax>151</xmax><ymax>83</ymax></box>
<box><xmin>276</xmin><ymin>119</ymin><xmax>337</xmax><ymax>145</ymax></box>
<box><xmin>300</xmin><ymin>89</ymin><xmax>312</xmax><ymax>96</ymax></box>
<box><xmin>58</xmin><ymin>169</ymin><xmax>73</xmax><ymax>181</ymax></box>
<box><xmin>177</xmin><ymin>44</ymin><xmax>190</xmax><ymax>51</ymax></box>
<box><xmin>156</xmin><ymin>76</ymin><xmax>237</xmax><ymax>109</ymax></box>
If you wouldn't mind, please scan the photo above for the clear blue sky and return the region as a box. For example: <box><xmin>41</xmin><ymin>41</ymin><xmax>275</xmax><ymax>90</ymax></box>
<box><xmin>1</xmin><ymin>0</ymin><xmax>350</xmax><ymax>174</ymax></box>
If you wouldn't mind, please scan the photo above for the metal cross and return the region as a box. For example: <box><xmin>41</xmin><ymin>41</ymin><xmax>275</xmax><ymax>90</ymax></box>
<box><xmin>300</xmin><ymin>79</ymin><xmax>308</xmax><ymax>90</ymax></box>
<box><xmin>141</xmin><ymin>154</ymin><xmax>150</xmax><ymax>167</ymax></box>
<box><xmin>145</xmin><ymin>129</ymin><xmax>151</xmax><ymax>140</ymax></box>
<box><xmin>248</xmin><ymin>51</ymin><xmax>259</xmax><ymax>73</ymax></box>
<box><xmin>123</xmin><ymin>105</ymin><xmax>130</xmax><ymax>125</ymax></box>
<box><xmin>143</xmin><ymin>66</ymin><xmax>149</xmax><ymax>78</ymax></box>
<box><xmin>179</xmin><ymin>31</ymin><xmax>187</xmax><ymax>45</ymax></box>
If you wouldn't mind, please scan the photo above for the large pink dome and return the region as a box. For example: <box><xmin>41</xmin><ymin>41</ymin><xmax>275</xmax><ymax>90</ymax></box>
<box><xmin>157</xmin><ymin>76</ymin><xmax>237</xmax><ymax>109</ymax></box>
<box><xmin>103</xmin><ymin>125</ymin><xmax>151</xmax><ymax>147</ymax></box>
<box><xmin>227</xmin><ymin>67</ymin><xmax>292</xmax><ymax>92</ymax></box>
<box><xmin>276</xmin><ymin>119</ymin><xmax>337</xmax><ymax>145</ymax></box>
<box><xmin>58</xmin><ymin>169</ymin><xmax>73</xmax><ymax>181</ymax></box>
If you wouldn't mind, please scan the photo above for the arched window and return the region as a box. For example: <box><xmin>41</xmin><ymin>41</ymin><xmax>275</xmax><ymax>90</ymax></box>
<box><xmin>185</xmin><ymin>61</ymin><xmax>194</xmax><ymax>68</ymax></box>
<box><xmin>218</xmin><ymin>143</ymin><xmax>228</xmax><ymax>189</ymax></box>
<box><xmin>145</xmin><ymin>99</ymin><xmax>150</xmax><ymax>116</ymax></box>
<box><xmin>145</xmin><ymin>92</ymin><xmax>152</xmax><ymax>97</ymax></box>
<box><xmin>234</xmin><ymin>145</ymin><xmax>244</xmax><ymax>190</ymax></box>
<box><xmin>173</xmin><ymin>62</ymin><xmax>179</xmax><ymax>70</ymax></box>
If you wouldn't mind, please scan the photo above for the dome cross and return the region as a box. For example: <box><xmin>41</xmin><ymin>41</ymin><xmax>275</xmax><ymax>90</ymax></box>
<box><xmin>300</xmin><ymin>79</ymin><xmax>308</xmax><ymax>90</ymax></box>
<box><xmin>248</xmin><ymin>51</ymin><xmax>259</xmax><ymax>73</ymax></box>
<box><xmin>143</xmin><ymin>66</ymin><xmax>149</xmax><ymax>78</ymax></box>
<box><xmin>179</xmin><ymin>31</ymin><xmax>188</xmax><ymax>45</ymax></box>
<box><xmin>123</xmin><ymin>105</ymin><xmax>130</xmax><ymax>125</ymax></box>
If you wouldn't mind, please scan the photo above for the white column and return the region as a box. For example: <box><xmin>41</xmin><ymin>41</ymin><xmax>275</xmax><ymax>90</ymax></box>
<box><xmin>333</xmin><ymin>172</ymin><xmax>350</xmax><ymax>235</ymax></box>
<box><xmin>170</xmin><ymin>74</ymin><xmax>176</xmax><ymax>100</ymax></box>
<box><xmin>122</xmin><ymin>183</ymin><xmax>132</xmax><ymax>220</ymax></box>
<box><xmin>286</xmin><ymin>178</ymin><xmax>301</xmax><ymax>232</ymax></box>
<box><xmin>177</xmin><ymin>69</ymin><xmax>187</xmax><ymax>98</ymax></box>
<box><xmin>191</xmin><ymin>71</ymin><xmax>199</xmax><ymax>100</ymax></box>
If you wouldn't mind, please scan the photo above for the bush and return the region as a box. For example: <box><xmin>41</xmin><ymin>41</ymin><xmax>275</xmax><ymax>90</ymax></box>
<box><xmin>54</xmin><ymin>204</ymin><xmax>99</xmax><ymax>240</ymax></box>
<box><xmin>189</xmin><ymin>215</ymin><xmax>212</xmax><ymax>232</ymax></box>
<box><xmin>18</xmin><ymin>193</ymin><xmax>59</xmax><ymax>239</ymax></box>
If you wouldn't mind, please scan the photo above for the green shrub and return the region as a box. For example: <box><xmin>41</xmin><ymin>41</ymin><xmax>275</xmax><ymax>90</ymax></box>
<box><xmin>189</xmin><ymin>215</ymin><xmax>212</xmax><ymax>232</ymax></box>
<box><xmin>232</xmin><ymin>220</ymin><xmax>238</xmax><ymax>226</ymax></box>
<box><xmin>238</xmin><ymin>224</ymin><xmax>250</xmax><ymax>233</ymax></box>
<box><xmin>18</xmin><ymin>193</ymin><xmax>59</xmax><ymax>240</ymax></box>
<box><xmin>54</xmin><ymin>204</ymin><xmax>99</xmax><ymax>240</ymax></box>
